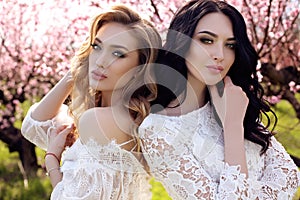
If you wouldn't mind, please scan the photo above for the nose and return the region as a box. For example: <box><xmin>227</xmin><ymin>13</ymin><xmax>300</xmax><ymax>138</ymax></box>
<box><xmin>212</xmin><ymin>44</ymin><xmax>224</xmax><ymax>62</ymax></box>
<box><xmin>95</xmin><ymin>50</ymin><xmax>113</xmax><ymax>69</ymax></box>
<box><xmin>96</xmin><ymin>53</ymin><xmax>107</xmax><ymax>68</ymax></box>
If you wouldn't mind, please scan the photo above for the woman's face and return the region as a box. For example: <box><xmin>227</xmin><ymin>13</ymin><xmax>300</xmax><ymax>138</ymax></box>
<box><xmin>185</xmin><ymin>12</ymin><xmax>236</xmax><ymax>85</ymax></box>
<box><xmin>88</xmin><ymin>22</ymin><xmax>140</xmax><ymax>92</ymax></box>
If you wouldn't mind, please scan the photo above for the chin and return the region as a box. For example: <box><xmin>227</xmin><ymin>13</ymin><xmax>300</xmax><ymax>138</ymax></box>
<box><xmin>202</xmin><ymin>76</ymin><xmax>222</xmax><ymax>86</ymax></box>
<box><xmin>89</xmin><ymin>81</ymin><xmax>100</xmax><ymax>90</ymax></box>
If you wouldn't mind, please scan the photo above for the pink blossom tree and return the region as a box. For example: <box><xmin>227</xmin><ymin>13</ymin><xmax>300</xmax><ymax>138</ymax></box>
<box><xmin>0</xmin><ymin>0</ymin><xmax>184</xmax><ymax>177</ymax></box>
<box><xmin>228</xmin><ymin>0</ymin><xmax>300</xmax><ymax>116</ymax></box>
<box><xmin>0</xmin><ymin>0</ymin><xmax>96</xmax><ymax>177</ymax></box>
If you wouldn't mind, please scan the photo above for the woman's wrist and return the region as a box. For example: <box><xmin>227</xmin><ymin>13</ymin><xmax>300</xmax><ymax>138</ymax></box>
<box><xmin>45</xmin><ymin>152</ymin><xmax>61</xmax><ymax>163</ymax></box>
<box><xmin>62</xmin><ymin>70</ymin><xmax>74</xmax><ymax>89</ymax></box>
<box><xmin>44</xmin><ymin>151</ymin><xmax>63</xmax><ymax>180</ymax></box>
<box><xmin>45</xmin><ymin>152</ymin><xmax>61</xmax><ymax>169</ymax></box>
<box><xmin>46</xmin><ymin>167</ymin><xmax>61</xmax><ymax>176</ymax></box>
<box><xmin>223</xmin><ymin>120</ymin><xmax>244</xmax><ymax>134</ymax></box>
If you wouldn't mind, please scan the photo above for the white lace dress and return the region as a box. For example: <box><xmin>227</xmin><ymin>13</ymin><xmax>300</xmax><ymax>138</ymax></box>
<box><xmin>139</xmin><ymin>102</ymin><xmax>300</xmax><ymax>200</ymax></box>
<box><xmin>21</xmin><ymin>104</ymin><xmax>151</xmax><ymax>200</ymax></box>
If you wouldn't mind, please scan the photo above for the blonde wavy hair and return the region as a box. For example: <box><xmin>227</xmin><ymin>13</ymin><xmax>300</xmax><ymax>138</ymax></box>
<box><xmin>67</xmin><ymin>5</ymin><xmax>161</xmax><ymax>150</ymax></box>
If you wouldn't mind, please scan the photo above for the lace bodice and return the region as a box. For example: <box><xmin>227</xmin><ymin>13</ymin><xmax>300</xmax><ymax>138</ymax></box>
<box><xmin>21</xmin><ymin>103</ymin><xmax>151</xmax><ymax>200</ymax></box>
<box><xmin>139</xmin><ymin>102</ymin><xmax>300</xmax><ymax>200</ymax></box>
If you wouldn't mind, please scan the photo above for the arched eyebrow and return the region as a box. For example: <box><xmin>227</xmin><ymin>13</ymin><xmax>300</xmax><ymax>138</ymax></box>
<box><xmin>94</xmin><ymin>38</ymin><xmax>129</xmax><ymax>51</ymax></box>
<box><xmin>197</xmin><ymin>30</ymin><xmax>235</xmax><ymax>41</ymax></box>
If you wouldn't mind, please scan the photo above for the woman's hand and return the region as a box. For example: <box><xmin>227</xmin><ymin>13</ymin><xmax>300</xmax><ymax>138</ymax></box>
<box><xmin>208</xmin><ymin>76</ymin><xmax>249</xmax><ymax>175</ymax></box>
<box><xmin>45</xmin><ymin>124</ymin><xmax>74</xmax><ymax>188</ymax></box>
<box><xmin>47</xmin><ymin>124</ymin><xmax>74</xmax><ymax>160</ymax></box>
<box><xmin>208</xmin><ymin>76</ymin><xmax>249</xmax><ymax>128</ymax></box>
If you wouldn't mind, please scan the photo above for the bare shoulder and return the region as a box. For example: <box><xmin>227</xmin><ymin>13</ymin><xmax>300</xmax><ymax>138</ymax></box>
<box><xmin>78</xmin><ymin>107</ymin><xmax>135</xmax><ymax>150</ymax></box>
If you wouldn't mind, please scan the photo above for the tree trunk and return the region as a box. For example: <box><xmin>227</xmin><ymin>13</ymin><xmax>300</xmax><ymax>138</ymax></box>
<box><xmin>0</xmin><ymin>126</ymin><xmax>38</xmax><ymax>178</ymax></box>
<box><xmin>282</xmin><ymin>89</ymin><xmax>300</xmax><ymax>119</ymax></box>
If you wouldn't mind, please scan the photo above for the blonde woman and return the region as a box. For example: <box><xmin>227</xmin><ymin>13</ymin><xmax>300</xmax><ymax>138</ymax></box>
<box><xmin>21</xmin><ymin>5</ymin><xmax>161</xmax><ymax>199</ymax></box>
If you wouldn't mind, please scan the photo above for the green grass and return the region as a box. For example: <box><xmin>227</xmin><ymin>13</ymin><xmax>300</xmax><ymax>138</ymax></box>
<box><xmin>0</xmin><ymin>142</ymin><xmax>52</xmax><ymax>200</ymax></box>
<box><xmin>150</xmin><ymin>178</ymin><xmax>172</xmax><ymax>200</ymax></box>
<box><xmin>264</xmin><ymin>97</ymin><xmax>300</xmax><ymax>200</ymax></box>
<box><xmin>0</xmin><ymin>97</ymin><xmax>299</xmax><ymax>199</ymax></box>
<box><xmin>271</xmin><ymin>99</ymin><xmax>300</xmax><ymax>157</ymax></box>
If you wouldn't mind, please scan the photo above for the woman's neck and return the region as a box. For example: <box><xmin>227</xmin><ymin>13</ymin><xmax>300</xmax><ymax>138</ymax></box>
<box><xmin>100</xmin><ymin>89</ymin><xmax>123</xmax><ymax>107</ymax></box>
<box><xmin>183</xmin><ymin>72</ymin><xmax>207</xmax><ymax>111</ymax></box>
<box><xmin>163</xmin><ymin>72</ymin><xmax>207</xmax><ymax>116</ymax></box>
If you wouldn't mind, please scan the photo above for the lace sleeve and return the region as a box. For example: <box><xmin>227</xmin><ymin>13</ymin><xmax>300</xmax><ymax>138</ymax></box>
<box><xmin>139</xmin><ymin>115</ymin><xmax>223</xmax><ymax>200</ymax></box>
<box><xmin>140</xmin><ymin>127</ymin><xmax>217</xmax><ymax>199</ymax></box>
<box><xmin>21</xmin><ymin>103</ymin><xmax>72</xmax><ymax>150</ymax></box>
<box><xmin>217</xmin><ymin>136</ymin><xmax>300</xmax><ymax>199</ymax></box>
<box><xmin>252</xmin><ymin>136</ymin><xmax>300</xmax><ymax>199</ymax></box>
<box><xmin>139</xmin><ymin>115</ymin><xmax>300</xmax><ymax>200</ymax></box>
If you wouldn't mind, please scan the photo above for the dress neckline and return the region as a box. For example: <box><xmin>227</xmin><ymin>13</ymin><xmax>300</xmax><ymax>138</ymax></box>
<box><xmin>149</xmin><ymin>102</ymin><xmax>211</xmax><ymax>119</ymax></box>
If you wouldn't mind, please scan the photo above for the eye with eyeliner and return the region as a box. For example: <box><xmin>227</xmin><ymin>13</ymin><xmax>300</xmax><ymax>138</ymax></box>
<box><xmin>198</xmin><ymin>35</ymin><xmax>236</xmax><ymax>50</ymax></box>
<box><xmin>90</xmin><ymin>43</ymin><xmax>127</xmax><ymax>58</ymax></box>
<box><xmin>199</xmin><ymin>37</ymin><xmax>213</xmax><ymax>44</ymax></box>
<box><xmin>113</xmin><ymin>50</ymin><xmax>126</xmax><ymax>58</ymax></box>
<box><xmin>91</xmin><ymin>43</ymin><xmax>101</xmax><ymax>50</ymax></box>
<box><xmin>225</xmin><ymin>42</ymin><xmax>236</xmax><ymax>50</ymax></box>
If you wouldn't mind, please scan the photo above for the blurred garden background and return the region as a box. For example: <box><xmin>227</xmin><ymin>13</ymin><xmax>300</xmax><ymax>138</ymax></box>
<box><xmin>0</xmin><ymin>0</ymin><xmax>299</xmax><ymax>199</ymax></box>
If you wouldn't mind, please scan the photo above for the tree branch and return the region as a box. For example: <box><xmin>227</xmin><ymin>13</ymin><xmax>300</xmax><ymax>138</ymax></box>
<box><xmin>257</xmin><ymin>0</ymin><xmax>273</xmax><ymax>55</ymax></box>
<box><xmin>243</xmin><ymin>0</ymin><xmax>259</xmax><ymax>46</ymax></box>
<box><xmin>150</xmin><ymin>0</ymin><xmax>163</xmax><ymax>22</ymax></box>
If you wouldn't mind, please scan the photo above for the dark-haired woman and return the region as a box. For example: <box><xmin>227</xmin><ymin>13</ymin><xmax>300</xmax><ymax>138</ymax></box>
<box><xmin>139</xmin><ymin>0</ymin><xmax>300</xmax><ymax>199</ymax></box>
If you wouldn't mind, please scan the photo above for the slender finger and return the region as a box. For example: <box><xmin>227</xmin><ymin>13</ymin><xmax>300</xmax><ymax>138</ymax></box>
<box><xmin>49</xmin><ymin>127</ymin><xmax>57</xmax><ymax>136</ymax></box>
<box><xmin>56</xmin><ymin>125</ymin><xmax>68</xmax><ymax>133</ymax></box>
<box><xmin>57</xmin><ymin>124</ymin><xmax>73</xmax><ymax>136</ymax></box>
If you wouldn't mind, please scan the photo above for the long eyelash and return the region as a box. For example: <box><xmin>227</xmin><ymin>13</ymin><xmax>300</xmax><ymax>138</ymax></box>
<box><xmin>200</xmin><ymin>38</ymin><xmax>212</xmax><ymax>44</ymax></box>
<box><xmin>116</xmin><ymin>53</ymin><xmax>126</xmax><ymax>58</ymax></box>
<box><xmin>227</xmin><ymin>43</ymin><xmax>236</xmax><ymax>49</ymax></box>
<box><xmin>91</xmin><ymin>43</ymin><xmax>102</xmax><ymax>51</ymax></box>
<box><xmin>113</xmin><ymin>50</ymin><xmax>127</xmax><ymax>58</ymax></box>
<box><xmin>90</xmin><ymin>43</ymin><xmax>97</xmax><ymax>47</ymax></box>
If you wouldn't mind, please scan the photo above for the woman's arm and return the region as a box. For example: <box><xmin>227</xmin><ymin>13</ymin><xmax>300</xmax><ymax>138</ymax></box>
<box><xmin>31</xmin><ymin>70</ymin><xmax>73</xmax><ymax>121</ymax></box>
<box><xmin>140</xmin><ymin>116</ymin><xmax>300</xmax><ymax>199</ymax></box>
<box><xmin>45</xmin><ymin>124</ymin><xmax>73</xmax><ymax>188</ymax></box>
<box><xmin>140</xmin><ymin>117</ymin><xmax>253</xmax><ymax>199</ymax></box>
<box><xmin>223</xmin><ymin>122</ymin><xmax>248</xmax><ymax>175</ymax></box>
<box><xmin>257</xmin><ymin>136</ymin><xmax>300</xmax><ymax>199</ymax></box>
<box><xmin>21</xmin><ymin>71</ymin><xmax>74</xmax><ymax>150</ymax></box>
<box><xmin>209</xmin><ymin>76</ymin><xmax>248</xmax><ymax>175</ymax></box>
<box><xmin>45</xmin><ymin>156</ymin><xmax>62</xmax><ymax>188</ymax></box>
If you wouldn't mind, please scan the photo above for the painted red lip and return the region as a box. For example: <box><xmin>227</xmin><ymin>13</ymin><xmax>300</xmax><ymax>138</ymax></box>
<box><xmin>206</xmin><ymin>65</ymin><xmax>224</xmax><ymax>73</ymax></box>
<box><xmin>91</xmin><ymin>70</ymin><xmax>107</xmax><ymax>80</ymax></box>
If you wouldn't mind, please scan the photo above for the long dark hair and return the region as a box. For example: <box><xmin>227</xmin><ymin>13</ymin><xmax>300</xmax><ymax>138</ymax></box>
<box><xmin>152</xmin><ymin>0</ymin><xmax>277</xmax><ymax>154</ymax></box>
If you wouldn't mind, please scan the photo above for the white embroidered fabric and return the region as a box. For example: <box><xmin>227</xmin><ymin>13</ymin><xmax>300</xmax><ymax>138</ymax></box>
<box><xmin>139</xmin><ymin>102</ymin><xmax>300</xmax><ymax>200</ymax></box>
<box><xmin>21</xmin><ymin>104</ymin><xmax>151</xmax><ymax>200</ymax></box>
